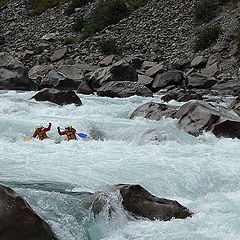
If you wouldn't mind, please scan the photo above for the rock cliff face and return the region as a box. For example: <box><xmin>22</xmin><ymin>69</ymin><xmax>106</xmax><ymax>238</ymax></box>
<box><xmin>1</xmin><ymin>0</ymin><xmax>240</xmax><ymax>81</ymax></box>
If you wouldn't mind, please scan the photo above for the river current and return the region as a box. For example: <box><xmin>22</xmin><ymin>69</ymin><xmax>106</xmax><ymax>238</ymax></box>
<box><xmin>1</xmin><ymin>90</ymin><xmax>240</xmax><ymax>240</ymax></box>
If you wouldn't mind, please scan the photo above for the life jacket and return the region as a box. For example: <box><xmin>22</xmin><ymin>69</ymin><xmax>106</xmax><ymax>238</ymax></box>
<box><xmin>37</xmin><ymin>129</ymin><xmax>47</xmax><ymax>140</ymax></box>
<box><xmin>65</xmin><ymin>130</ymin><xmax>76</xmax><ymax>140</ymax></box>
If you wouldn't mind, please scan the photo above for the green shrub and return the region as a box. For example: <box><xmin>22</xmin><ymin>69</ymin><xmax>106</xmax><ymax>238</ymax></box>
<box><xmin>82</xmin><ymin>0</ymin><xmax>129</xmax><ymax>39</ymax></box>
<box><xmin>65</xmin><ymin>0</ymin><xmax>92</xmax><ymax>15</ymax></box>
<box><xmin>34</xmin><ymin>46</ymin><xmax>44</xmax><ymax>54</ymax></box>
<box><xmin>127</xmin><ymin>0</ymin><xmax>149</xmax><ymax>10</ymax></box>
<box><xmin>25</xmin><ymin>0</ymin><xmax>70</xmax><ymax>15</ymax></box>
<box><xmin>63</xmin><ymin>37</ymin><xmax>76</xmax><ymax>45</ymax></box>
<box><xmin>194</xmin><ymin>0</ymin><xmax>219</xmax><ymax>23</ymax></box>
<box><xmin>0</xmin><ymin>0</ymin><xmax>9</xmax><ymax>8</ymax></box>
<box><xmin>195</xmin><ymin>25</ymin><xmax>222</xmax><ymax>51</ymax></box>
<box><xmin>99</xmin><ymin>39</ymin><xmax>118</xmax><ymax>55</ymax></box>
<box><xmin>72</xmin><ymin>15</ymin><xmax>85</xmax><ymax>32</ymax></box>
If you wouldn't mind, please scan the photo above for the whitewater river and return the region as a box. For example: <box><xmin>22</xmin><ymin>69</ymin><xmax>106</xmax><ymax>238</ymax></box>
<box><xmin>1</xmin><ymin>90</ymin><xmax>240</xmax><ymax>240</ymax></box>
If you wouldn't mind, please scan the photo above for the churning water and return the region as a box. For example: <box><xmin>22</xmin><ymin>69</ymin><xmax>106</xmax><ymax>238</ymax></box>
<box><xmin>1</xmin><ymin>90</ymin><xmax>240</xmax><ymax>240</ymax></box>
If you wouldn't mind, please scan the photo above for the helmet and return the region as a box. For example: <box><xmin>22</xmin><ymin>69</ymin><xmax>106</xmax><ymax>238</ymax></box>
<box><xmin>35</xmin><ymin>125</ymin><xmax>43</xmax><ymax>130</ymax></box>
<box><xmin>65</xmin><ymin>124</ymin><xmax>72</xmax><ymax>130</ymax></box>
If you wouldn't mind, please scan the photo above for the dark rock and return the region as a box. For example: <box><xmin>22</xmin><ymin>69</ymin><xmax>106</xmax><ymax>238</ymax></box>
<box><xmin>0</xmin><ymin>183</ymin><xmax>58</xmax><ymax>240</ymax></box>
<box><xmin>97</xmin><ymin>81</ymin><xmax>153</xmax><ymax>98</ymax></box>
<box><xmin>152</xmin><ymin>70</ymin><xmax>184</xmax><ymax>90</ymax></box>
<box><xmin>0</xmin><ymin>52</ymin><xmax>30</xmax><ymax>90</ymax></box>
<box><xmin>130</xmin><ymin>102</ymin><xmax>178</xmax><ymax>120</ymax></box>
<box><xmin>114</xmin><ymin>184</ymin><xmax>192</xmax><ymax>221</ymax></box>
<box><xmin>211</xmin><ymin>82</ymin><xmax>240</xmax><ymax>95</ymax></box>
<box><xmin>89</xmin><ymin>59</ymin><xmax>138</xmax><ymax>90</ymax></box>
<box><xmin>187</xmin><ymin>73</ymin><xmax>217</xmax><ymax>89</ymax></box>
<box><xmin>162</xmin><ymin>90</ymin><xmax>203</xmax><ymax>103</ymax></box>
<box><xmin>230</xmin><ymin>96</ymin><xmax>240</xmax><ymax>117</ymax></box>
<box><xmin>31</xmin><ymin>88</ymin><xmax>82</xmax><ymax>106</ymax></box>
<box><xmin>40</xmin><ymin>70</ymin><xmax>78</xmax><ymax>90</ymax></box>
<box><xmin>175</xmin><ymin>100</ymin><xmax>240</xmax><ymax>138</ymax></box>
<box><xmin>76</xmin><ymin>80</ymin><xmax>94</xmax><ymax>95</ymax></box>
<box><xmin>124</xmin><ymin>56</ymin><xmax>144</xmax><ymax>69</ymax></box>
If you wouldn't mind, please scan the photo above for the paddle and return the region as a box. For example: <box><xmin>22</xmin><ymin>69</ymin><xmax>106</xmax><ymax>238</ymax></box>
<box><xmin>77</xmin><ymin>133</ymin><xmax>87</xmax><ymax>139</ymax></box>
<box><xmin>24</xmin><ymin>137</ymin><xmax>32</xmax><ymax>142</ymax></box>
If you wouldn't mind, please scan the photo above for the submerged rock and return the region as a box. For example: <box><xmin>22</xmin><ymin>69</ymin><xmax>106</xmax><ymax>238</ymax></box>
<box><xmin>175</xmin><ymin>100</ymin><xmax>240</xmax><ymax>138</ymax></box>
<box><xmin>0</xmin><ymin>183</ymin><xmax>58</xmax><ymax>240</ymax></box>
<box><xmin>31</xmin><ymin>88</ymin><xmax>82</xmax><ymax>106</ymax></box>
<box><xmin>84</xmin><ymin>184</ymin><xmax>192</xmax><ymax>221</ymax></box>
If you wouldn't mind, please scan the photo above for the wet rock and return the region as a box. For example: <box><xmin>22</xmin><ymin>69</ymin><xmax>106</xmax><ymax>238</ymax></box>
<box><xmin>0</xmin><ymin>52</ymin><xmax>30</xmax><ymax>90</ymax></box>
<box><xmin>187</xmin><ymin>73</ymin><xmax>217</xmax><ymax>89</ymax></box>
<box><xmin>211</xmin><ymin>82</ymin><xmax>240</xmax><ymax>95</ymax></box>
<box><xmin>76</xmin><ymin>80</ymin><xmax>94</xmax><ymax>95</ymax></box>
<box><xmin>97</xmin><ymin>81</ymin><xmax>153</xmax><ymax>98</ymax></box>
<box><xmin>152</xmin><ymin>70</ymin><xmax>184</xmax><ymax>90</ymax></box>
<box><xmin>31</xmin><ymin>88</ymin><xmax>82</xmax><ymax>106</ymax></box>
<box><xmin>114</xmin><ymin>184</ymin><xmax>192</xmax><ymax>221</ymax></box>
<box><xmin>175</xmin><ymin>100</ymin><xmax>240</xmax><ymax>138</ymax></box>
<box><xmin>162</xmin><ymin>89</ymin><xmax>203</xmax><ymax>102</ymax></box>
<box><xmin>0</xmin><ymin>183</ymin><xmax>58</xmax><ymax>240</ymax></box>
<box><xmin>130</xmin><ymin>102</ymin><xmax>178</xmax><ymax>120</ymax></box>
<box><xmin>230</xmin><ymin>96</ymin><xmax>240</xmax><ymax>117</ymax></box>
<box><xmin>89</xmin><ymin>59</ymin><xmax>138</xmax><ymax>90</ymax></box>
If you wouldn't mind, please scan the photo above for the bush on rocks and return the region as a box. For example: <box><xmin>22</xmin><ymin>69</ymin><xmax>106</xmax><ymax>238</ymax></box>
<box><xmin>81</xmin><ymin>0</ymin><xmax>129</xmax><ymax>39</ymax></box>
<box><xmin>194</xmin><ymin>0</ymin><xmax>219</xmax><ymax>22</ymax></box>
<box><xmin>195</xmin><ymin>25</ymin><xmax>221</xmax><ymax>51</ymax></box>
<box><xmin>0</xmin><ymin>0</ymin><xmax>9</xmax><ymax>8</ymax></box>
<box><xmin>25</xmin><ymin>0</ymin><xmax>70</xmax><ymax>15</ymax></box>
<box><xmin>72</xmin><ymin>15</ymin><xmax>85</xmax><ymax>32</ymax></box>
<box><xmin>99</xmin><ymin>39</ymin><xmax>118</xmax><ymax>55</ymax></box>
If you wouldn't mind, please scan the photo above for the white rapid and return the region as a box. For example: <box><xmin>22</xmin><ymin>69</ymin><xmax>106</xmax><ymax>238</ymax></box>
<box><xmin>1</xmin><ymin>90</ymin><xmax>240</xmax><ymax>240</ymax></box>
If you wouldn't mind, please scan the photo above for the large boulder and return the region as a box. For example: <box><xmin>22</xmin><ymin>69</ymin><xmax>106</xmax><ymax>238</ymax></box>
<box><xmin>31</xmin><ymin>88</ymin><xmax>82</xmax><ymax>106</ymax></box>
<box><xmin>96</xmin><ymin>81</ymin><xmax>153</xmax><ymax>98</ymax></box>
<box><xmin>175</xmin><ymin>100</ymin><xmax>240</xmax><ymax>138</ymax></box>
<box><xmin>39</xmin><ymin>70</ymin><xmax>79</xmax><ymax>90</ymax></box>
<box><xmin>152</xmin><ymin>70</ymin><xmax>184</xmax><ymax>90</ymax></box>
<box><xmin>114</xmin><ymin>184</ymin><xmax>192</xmax><ymax>221</ymax></box>
<box><xmin>89</xmin><ymin>59</ymin><xmax>138</xmax><ymax>90</ymax></box>
<box><xmin>0</xmin><ymin>183</ymin><xmax>58</xmax><ymax>240</ymax></box>
<box><xmin>130</xmin><ymin>102</ymin><xmax>178</xmax><ymax>120</ymax></box>
<box><xmin>187</xmin><ymin>72</ymin><xmax>217</xmax><ymax>89</ymax></box>
<box><xmin>85</xmin><ymin>184</ymin><xmax>192</xmax><ymax>221</ymax></box>
<box><xmin>0</xmin><ymin>52</ymin><xmax>30</xmax><ymax>90</ymax></box>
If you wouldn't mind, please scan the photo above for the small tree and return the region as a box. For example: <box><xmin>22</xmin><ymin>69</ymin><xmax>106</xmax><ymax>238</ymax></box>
<box><xmin>99</xmin><ymin>39</ymin><xmax>118</xmax><ymax>55</ymax></box>
<box><xmin>195</xmin><ymin>25</ymin><xmax>222</xmax><ymax>51</ymax></box>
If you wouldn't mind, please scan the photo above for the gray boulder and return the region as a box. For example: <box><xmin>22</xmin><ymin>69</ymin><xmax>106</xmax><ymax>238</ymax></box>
<box><xmin>114</xmin><ymin>184</ymin><xmax>192</xmax><ymax>221</ymax></box>
<box><xmin>175</xmin><ymin>100</ymin><xmax>240</xmax><ymax>138</ymax></box>
<box><xmin>31</xmin><ymin>88</ymin><xmax>82</xmax><ymax>106</ymax></box>
<box><xmin>0</xmin><ymin>183</ymin><xmax>58</xmax><ymax>240</ymax></box>
<box><xmin>40</xmin><ymin>70</ymin><xmax>78</xmax><ymax>90</ymax></box>
<box><xmin>97</xmin><ymin>81</ymin><xmax>153</xmax><ymax>98</ymax></box>
<box><xmin>130</xmin><ymin>102</ymin><xmax>178</xmax><ymax>120</ymax></box>
<box><xmin>76</xmin><ymin>80</ymin><xmax>94</xmax><ymax>95</ymax></box>
<box><xmin>0</xmin><ymin>52</ymin><xmax>30</xmax><ymax>90</ymax></box>
<box><xmin>230</xmin><ymin>96</ymin><xmax>240</xmax><ymax>117</ymax></box>
<box><xmin>187</xmin><ymin>72</ymin><xmax>217</xmax><ymax>89</ymax></box>
<box><xmin>152</xmin><ymin>70</ymin><xmax>184</xmax><ymax>90</ymax></box>
<box><xmin>89</xmin><ymin>59</ymin><xmax>138</xmax><ymax>90</ymax></box>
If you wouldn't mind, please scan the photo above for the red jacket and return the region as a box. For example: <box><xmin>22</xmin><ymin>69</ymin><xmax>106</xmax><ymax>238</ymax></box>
<box><xmin>33</xmin><ymin>124</ymin><xmax>51</xmax><ymax>140</ymax></box>
<box><xmin>58</xmin><ymin>128</ymin><xmax>77</xmax><ymax>140</ymax></box>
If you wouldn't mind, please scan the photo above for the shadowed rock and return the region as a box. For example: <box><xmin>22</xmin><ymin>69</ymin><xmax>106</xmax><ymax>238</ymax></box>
<box><xmin>89</xmin><ymin>59</ymin><xmax>138</xmax><ymax>90</ymax></box>
<box><xmin>0</xmin><ymin>52</ymin><xmax>30</xmax><ymax>90</ymax></box>
<box><xmin>31</xmin><ymin>88</ymin><xmax>82</xmax><ymax>106</ymax></box>
<box><xmin>175</xmin><ymin>100</ymin><xmax>240</xmax><ymax>138</ymax></box>
<box><xmin>97</xmin><ymin>81</ymin><xmax>153</xmax><ymax>98</ymax></box>
<box><xmin>0</xmin><ymin>183</ymin><xmax>58</xmax><ymax>240</ymax></box>
<box><xmin>114</xmin><ymin>184</ymin><xmax>192</xmax><ymax>220</ymax></box>
<box><xmin>187</xmin><ymin>72</ymin><xmax>217</xmax><ymax>89</ymax></box>
<box><xmin>130</xmin><ymin>102</ymin><xmax>178</xmax><ymax>120</ymax></box>
<box><xmin>161</xmin><ymin>89</ymin><xmax>203</xmax><ymax>102</ymax></box>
